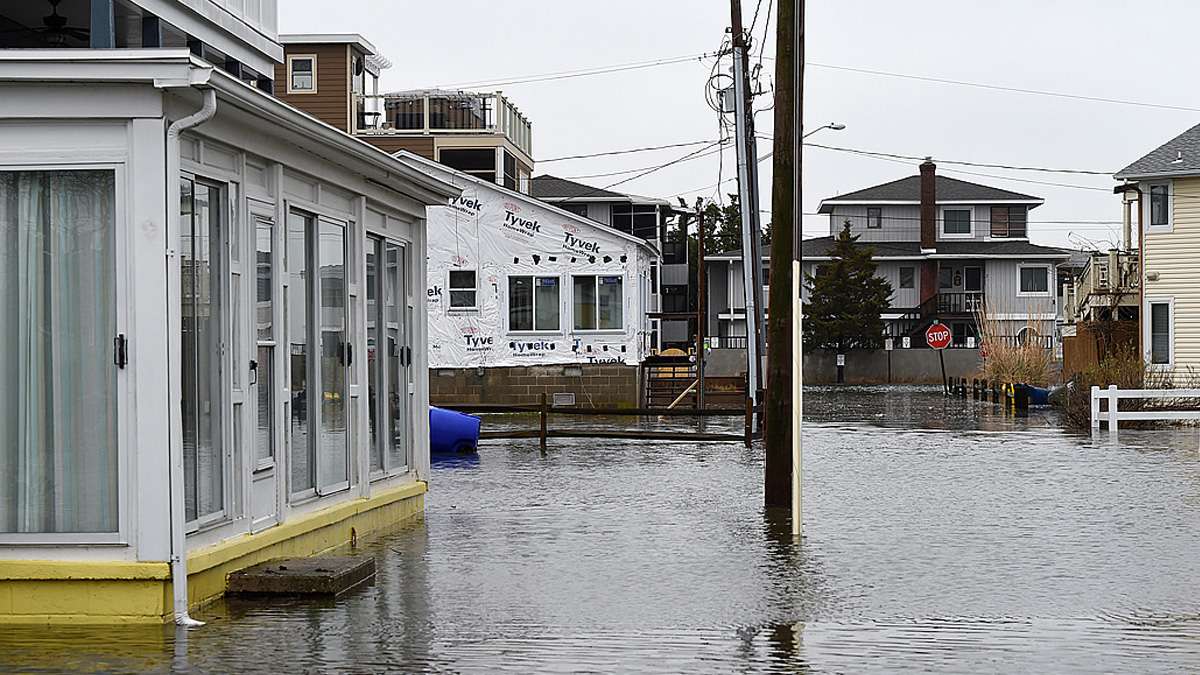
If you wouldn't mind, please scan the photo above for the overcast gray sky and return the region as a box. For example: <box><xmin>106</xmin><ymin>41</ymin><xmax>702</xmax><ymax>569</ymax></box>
<box><xmin>282</xmin><ymin>1</ymin><xmax>1198</xmax><ymax>249</ymax></box>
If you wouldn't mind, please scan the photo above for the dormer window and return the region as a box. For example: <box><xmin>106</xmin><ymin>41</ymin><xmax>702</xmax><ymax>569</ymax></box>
<box><xmin>287</xmin><ymin>55</ymin><xmax>316</xmax><ymax>93</ymax></box>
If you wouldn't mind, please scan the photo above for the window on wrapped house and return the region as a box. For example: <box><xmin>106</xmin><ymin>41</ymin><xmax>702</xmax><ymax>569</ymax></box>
<box><xmin>573</xmin><ymin>275</ymin><xmax>623</xmax><ymax>330</ymax></box>
<box><xmin>509</xmin><ymin>276</ymin><xmax>560</xmax><ymax>332</ymax></box>
<box><xmin>448</xmin><ymin>269</ymin><xmax>477</xmax><ymax>309</ymax></box>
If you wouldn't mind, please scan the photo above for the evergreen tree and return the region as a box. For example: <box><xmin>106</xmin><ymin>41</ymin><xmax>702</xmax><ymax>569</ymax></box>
<box><xmin>803</xmin><ymin>222</ymin><xmax>893</xmax><ymax>351</ymax></box>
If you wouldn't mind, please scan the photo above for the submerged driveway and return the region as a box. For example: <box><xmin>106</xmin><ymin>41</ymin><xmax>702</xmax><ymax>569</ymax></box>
<box><xmin>5</xmin><ymin>385</ymin><xmax>1200</xmax><ymax>673</ymax></box>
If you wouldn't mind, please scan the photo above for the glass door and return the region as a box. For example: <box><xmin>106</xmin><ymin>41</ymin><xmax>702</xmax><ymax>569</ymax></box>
<box><xmin>250</xmin><ymin>208</ymin><xmax>278</xmax><ymax>530</ymax></box>
<box><xmin>366</xmin><ymin>236</ymin><xmax>411</xmax><ymax>478</ymax></box>
<box><xmin>316</xmin><ymin>217</ymin><xmax>350</xmax><ymax>494</ymax></box>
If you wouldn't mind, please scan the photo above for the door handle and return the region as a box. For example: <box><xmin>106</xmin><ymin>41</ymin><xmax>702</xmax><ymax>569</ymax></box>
<box><xmin>113</xmin><ymin>334</ymin><xmax>127</xmax><ymax>369</ymax></box>
<box><xmin>249</xmin><ymin>359</ymin><xmax>258</xmax><ymax>386</ymax></box>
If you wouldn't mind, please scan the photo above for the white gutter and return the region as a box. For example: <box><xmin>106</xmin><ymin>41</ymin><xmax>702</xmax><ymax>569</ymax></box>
<box><xmin>164</xmin><ymin>77</ymin><xmax>216</xmax><ymax>628</ymax></box>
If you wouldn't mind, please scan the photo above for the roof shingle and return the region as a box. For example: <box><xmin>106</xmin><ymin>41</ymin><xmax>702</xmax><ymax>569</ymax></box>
<box><xmin>1115</xmin><ymin>123</ymin><xmax>1200</xmax><ymax>179</ymax></box>
<box><xmin>817</xmin><ymin>175</ymin><xmax>1041</xmax><ymax>212</ymax></box>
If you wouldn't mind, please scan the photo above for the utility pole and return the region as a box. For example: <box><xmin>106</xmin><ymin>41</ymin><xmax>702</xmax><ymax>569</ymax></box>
<box><xmin>696</xmin><ymin>207</ymin><xmax>707</xmax><ymax>410</ymax></box>
<box><xmin>765</xmin><ymin>0</ymin><xmax>798</xmax><ymax>513</ymax></box>
<box><xmin>730</xmin><ymin>0</ymin><xmax>767</xmax><ymax>413</ymax></box>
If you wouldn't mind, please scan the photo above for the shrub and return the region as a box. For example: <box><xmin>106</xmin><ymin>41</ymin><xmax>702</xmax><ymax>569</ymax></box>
<box><xmin>974</xmin><ymin>302</ymin><xmax>1052</xmax><ymax>386</ymax></box>
<box><xmin>1060</xmin><ymin>346</ymin><xmax>1200</xmax><ymax>429</ymax></box>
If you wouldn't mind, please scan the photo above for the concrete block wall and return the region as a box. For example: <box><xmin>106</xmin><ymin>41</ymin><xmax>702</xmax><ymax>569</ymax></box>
<box><xmin>430</xmin><ymin>364</ymin><xmax>640</xmax><ymax>407</ymax></box>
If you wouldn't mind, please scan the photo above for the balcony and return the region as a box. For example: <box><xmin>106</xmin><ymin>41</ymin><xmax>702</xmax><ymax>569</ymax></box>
<box><xmin>354</xmin><ymin>89</ymin><xmax>532</xmax><ymax>158</ymax></box>
<box><xmin>936</xmin><ymin>291</ymin><xmax>985</xmax><ymax>316</ymax></box>
<box><xmin>1066</xmin><ymin>250</ymin><xmax>1139</xmax><ymax>323</ymax></box>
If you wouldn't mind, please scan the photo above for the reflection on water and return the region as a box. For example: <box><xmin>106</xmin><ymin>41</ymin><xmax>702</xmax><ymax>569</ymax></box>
<box><xmin>6</xmin><ymin>386</ymin><xmax>1200</xmax><ymax>672</ymax></box>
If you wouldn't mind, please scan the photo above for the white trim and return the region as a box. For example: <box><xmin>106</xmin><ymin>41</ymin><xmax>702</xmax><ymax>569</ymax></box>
<box><xmin>279</xmin><ymin>34</ymin><xmax>378</xmax><ymax>56</ymax></box>
<box><xmin>1016</xmin><ymin>263</ymin><xmax>1053</xmax><ymax>297</ymax></box>
<box><xmin>286</xmin><ymin>54</ymin><xmax>317</xmax><ymax>94</ymax></box>
<box><xmin>1145</xmin><ymin>180</ymin><xmax>1173</xmax><ymax>234</ymax></box>
<box><xmin>939</xmin><ymin>205</ymin><xmax>975</xmax><ymax>238</ymax></box>
<box><xmin>1145</xmin><ymin>296</ymin><xmax>1175</xmax><ymax>369</ymax></box>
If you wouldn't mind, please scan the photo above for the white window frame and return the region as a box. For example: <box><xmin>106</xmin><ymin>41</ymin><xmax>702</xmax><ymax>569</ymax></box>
<box><xmin>447</xmin><ymin>268</ymin><xmax>478</xmax><ymax>311</ymax></box>
<box><xmin>1016</xmin><ymin>263</ymin><xmax>1052</xmax><ymax>298</ymax></box>
<box><xmin>940</xmin><ymin>206</ymin><xmax>974</xmax><ymax>238</ymax></box>
<box><xmin>0</xmin><ymin>162</ymin><xmax>130</xmax><ymax>546</ymax></box>
<box><xmin>1147</xmin><ymin>182</ymin><xmax>1172</xmax><ymax>233</ymax></box>
<box><xmin>286</xmin><ymin>54</ymin><xmax>317</xmax><ymax>94</ymax></box>
<box><xmin>507</xmin><ymin>274</ymin><xmax>563</xmax><ymax>334</ymax></box>
<box><xmin>572</xmin><ymin>273</ymin><xmax>625</xmax><ymax>332</ymax></box>
<box><xmin>1145</xmin><ymin>296</ymin><xmax>1175</xmax><ymax>368</ymax></box>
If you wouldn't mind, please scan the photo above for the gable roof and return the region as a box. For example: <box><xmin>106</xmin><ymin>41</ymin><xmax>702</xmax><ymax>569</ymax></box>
<box><xmin>531</xmin><ymin>175</ymin><xmax>632</xmax><ymax>201</ymax></box>
<box><xmin>393</xmin><ymin>152</ymin><xmax>658</xmax><ymax>254</ymax></box>
<box><xmin>1115</xmin><ymin>122</ymin><xmax>1200</xmax><ymax>179</ymax></box>
<box><xmin>817</xmin><ymin>175</ymin><xmax>1042</xmax><ymax>212</ymax></box>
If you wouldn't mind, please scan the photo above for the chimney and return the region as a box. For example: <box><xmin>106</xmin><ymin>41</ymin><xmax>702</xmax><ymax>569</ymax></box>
<box><xmin>920</xmin><ymin>158</ymin><xmax>936</xmax><ymax>250</ymax></box>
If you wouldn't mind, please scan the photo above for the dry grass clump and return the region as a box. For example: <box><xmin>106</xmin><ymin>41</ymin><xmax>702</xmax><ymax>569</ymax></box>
<box><xmin>1060</xmin><ymin>346</ymin><xmax>1200</xmax><ymax>429</ymax></box>
<box><xmin>974</xmin><ymin>304</ymin><xmax>1052</xmax><ymax>386</ymax></box>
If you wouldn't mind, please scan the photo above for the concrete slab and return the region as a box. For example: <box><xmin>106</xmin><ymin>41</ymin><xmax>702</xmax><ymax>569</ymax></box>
<box><xmin>226</xmin><ymin>557</ymin><xmax>375</xmax><ymax>596</ymax></box>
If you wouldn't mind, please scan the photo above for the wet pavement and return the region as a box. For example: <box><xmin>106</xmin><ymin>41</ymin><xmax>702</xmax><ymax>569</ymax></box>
<box><xmin>6</xmin><ymin>385</ymin><xmax>1200</xmax><ymax>672</ymax></box>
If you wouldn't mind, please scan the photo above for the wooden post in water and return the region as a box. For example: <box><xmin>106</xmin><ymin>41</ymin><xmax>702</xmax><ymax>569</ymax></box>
<box><xmin>744</xmin><ymin>391</ymin><xmax>753</xmax><ymax>448</ymax></box>
<box><xmin>539</xmin><ymin>392</ymin><xmax>548</xmax><ymax>456</ymax></box>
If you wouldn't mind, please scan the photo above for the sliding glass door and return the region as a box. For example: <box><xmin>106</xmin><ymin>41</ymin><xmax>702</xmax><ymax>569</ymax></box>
<box><xmin>367</xmin><ymin>235</ymin><xmax>410</xmax><ymax>477</ymax></box>
<box><xmin>288</xmin><ymin>210</ymin><xmax>351</xmax><ymax>498</ymax></box>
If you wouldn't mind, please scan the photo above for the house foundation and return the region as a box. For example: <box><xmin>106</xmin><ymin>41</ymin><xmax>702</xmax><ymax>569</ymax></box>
<box><xmin>431</xmin><ymin>364</ymin><xmax>640</xmax><ymax>407</ymax></box>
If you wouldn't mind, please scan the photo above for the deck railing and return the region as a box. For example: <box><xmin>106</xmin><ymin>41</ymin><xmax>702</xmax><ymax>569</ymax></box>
<box><xmin>353</xmin><ymin>90</ymin><xmax>532</xmax><ymax>157</ymax></box>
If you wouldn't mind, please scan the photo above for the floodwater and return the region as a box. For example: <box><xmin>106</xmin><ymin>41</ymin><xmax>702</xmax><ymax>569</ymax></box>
<box><xmin>7</xmin><ymin>386</ymin><xmax>1200</xmax><ymax>673</ymax></box>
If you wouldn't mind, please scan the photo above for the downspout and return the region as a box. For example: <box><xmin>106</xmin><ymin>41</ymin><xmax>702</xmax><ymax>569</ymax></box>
<box><xmin>165</xmin><ymin>85</ymin><xmax>217</xmax><ymax>627</ymax></box>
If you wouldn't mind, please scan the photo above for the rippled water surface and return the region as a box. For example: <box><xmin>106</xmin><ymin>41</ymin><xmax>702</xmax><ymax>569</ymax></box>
<box><xmin>6</xmin><ymin>385</ymin><xmax>1200</xmax><ymax>673</ymax></box>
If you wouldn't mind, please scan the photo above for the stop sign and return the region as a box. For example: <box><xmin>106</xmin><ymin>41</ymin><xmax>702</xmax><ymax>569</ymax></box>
<box><xmin>925</xmin><ymin>322</ymin><xmax>952</xmax><ymax>350</ymax></box>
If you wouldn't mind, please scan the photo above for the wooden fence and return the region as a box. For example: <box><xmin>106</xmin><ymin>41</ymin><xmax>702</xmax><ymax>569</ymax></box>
<box><xmin>443</xmin><ymin>393</ymin><xmax>763</xmax><ymax>455</ymax></box>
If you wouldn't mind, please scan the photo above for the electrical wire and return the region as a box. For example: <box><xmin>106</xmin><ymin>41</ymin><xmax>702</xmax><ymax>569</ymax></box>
<box><xmin>559</xmin><ymin>142</ymin><xmax>732</xmax><ymax>180</ymax></box>
<box><xmin>556</xmin><ymin>140</ymin><xmax>727</xmax><ymax>204</ymax></box>
<box><xmin>804</xmin><ymin>142</ymin><xmax>1113</xmax><ymax>175</ymax></box>
<box><xmin>423</xmin><ymin>52</ymin><xmax>719</xmax><ymax>90</ymax></box>
<box><xmin>538</xmin><ymin>140</ymin><xmax>720</xmax><ymax>163</ymax></box>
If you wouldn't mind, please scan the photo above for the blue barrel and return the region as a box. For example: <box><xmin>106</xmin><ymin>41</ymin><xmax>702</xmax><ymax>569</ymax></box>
<box><xmin>429</xmin><ymin>406</ymin><xmax>481</xmax><ymax>455</ymax></box>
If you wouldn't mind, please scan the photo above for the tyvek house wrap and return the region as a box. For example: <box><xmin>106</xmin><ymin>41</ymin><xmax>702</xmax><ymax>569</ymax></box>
<box><xmin>418</xmin><ymin>166</ymin><xmax>656</xmax><ymax>369</ymax></box>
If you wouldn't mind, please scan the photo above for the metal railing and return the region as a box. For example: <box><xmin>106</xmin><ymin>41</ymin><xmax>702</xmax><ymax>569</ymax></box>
<box><xmin>353</xmin><ymin>90</ymin><xmax>532</xmax><ymax>157</ymax></box>
<box><xmin>936</xmin><ymin>291</ymin><xmax>985</xmax><ymax>315</ymax></box>
<box><xmin>1069</xmin><ymin>251</ymin><xmax>1139</xmax><ymax>323</ymax></box>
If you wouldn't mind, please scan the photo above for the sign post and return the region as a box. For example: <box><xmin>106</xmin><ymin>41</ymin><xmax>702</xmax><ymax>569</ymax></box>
<box><xmin>925</xmin><ymin>321</ymin><xmax>952</xmax><ymax>394</ymax></box>
<box><xmin>884</xmin><ymin>338</ymin><xmax>894</xmax><ymax>383</ymax></box>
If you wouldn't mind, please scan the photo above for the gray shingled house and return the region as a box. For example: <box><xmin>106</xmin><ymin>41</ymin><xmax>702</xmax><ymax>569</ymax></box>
<box><xmin>706</xmin><ymin>160</ymin><xmax>1072</xmax><ymax>349</ymax></box>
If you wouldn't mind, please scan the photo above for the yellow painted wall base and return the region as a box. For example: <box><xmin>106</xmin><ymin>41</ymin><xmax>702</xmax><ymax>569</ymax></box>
<box><xmin>0</xmin><ymin>481</ymin><xmax>426</xmax><ymax>624</ymax></box>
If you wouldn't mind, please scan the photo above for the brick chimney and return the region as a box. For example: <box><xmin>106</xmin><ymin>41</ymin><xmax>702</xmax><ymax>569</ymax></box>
<box><xmin>920</xmin><ymin>158</ymin><xmax>936</xmax><ymax>250</ymax></box>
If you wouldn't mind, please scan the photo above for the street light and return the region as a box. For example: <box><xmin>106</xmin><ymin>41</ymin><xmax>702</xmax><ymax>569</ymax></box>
<box><xmin>802</xmin><ymin>122</ymin><xmax>846</xmax><ymax>139</ymax></box>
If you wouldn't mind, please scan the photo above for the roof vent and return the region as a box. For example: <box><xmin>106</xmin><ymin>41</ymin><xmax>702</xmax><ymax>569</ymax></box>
<box><xmin>1172</xmin><ymin>151</ymin><xmax>1184</xmax><ymax>164</ymax></box>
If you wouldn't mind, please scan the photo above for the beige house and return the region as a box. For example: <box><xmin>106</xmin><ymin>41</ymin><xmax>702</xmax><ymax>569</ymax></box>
<box><xmin>1115</xmin><ymin>124</ymin><xmax>1200</xmax><ymax>377</ymax></box>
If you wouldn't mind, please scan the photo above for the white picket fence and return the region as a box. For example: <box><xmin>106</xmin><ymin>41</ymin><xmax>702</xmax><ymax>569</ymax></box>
<box><xmin>1090</xmin><ymin>385</ymin><xmax>1200</xmax><ymax>429</ymax></box>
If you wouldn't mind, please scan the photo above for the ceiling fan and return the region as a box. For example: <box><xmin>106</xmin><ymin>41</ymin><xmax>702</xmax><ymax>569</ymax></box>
<box><xmin>0</xmin><ymin>0</ymin><xmax>91</xmax><ymax>47</ymax></box>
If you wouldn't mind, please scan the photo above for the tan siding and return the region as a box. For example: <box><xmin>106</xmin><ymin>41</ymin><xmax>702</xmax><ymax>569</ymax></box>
<box><xmin>360</xmin><ymin>136</ymin><xmax>436</xmax><ymax>159</ymax></box>
<box><xmin>274</xmin><ymin>44</ymin><xmax>350</xmax><ymax>133</ymax></box>
<box><xmin>1143</xmin><ymin>176</ymin><xmax>1200</xmax><ymax>377</ymax></box>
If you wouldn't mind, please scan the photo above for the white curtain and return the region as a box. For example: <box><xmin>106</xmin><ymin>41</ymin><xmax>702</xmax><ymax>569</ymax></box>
<box><xmin>0</xmin><ymin>170</ymin><xmax>116</xmax><ymax>534</ymax></box>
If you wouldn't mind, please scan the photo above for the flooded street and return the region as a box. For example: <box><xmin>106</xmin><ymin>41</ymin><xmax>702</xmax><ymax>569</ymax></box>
<box><xmin>7</xmin><ymin>386</ymin><xmax>1200</xmax><ymax>673</ymax></box>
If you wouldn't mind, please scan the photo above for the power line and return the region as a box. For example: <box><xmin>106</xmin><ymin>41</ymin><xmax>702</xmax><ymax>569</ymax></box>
<box><xmin>806</xmin><ymin>61</ymin><xmax>1200</xmax><ymax>114</ymax></box>
<box><xmin>426</xmin><ymin>52</ymin><xmax>718</xmax><ymax>90</ymax></box>
<box><xmin>804</xmin><ymin>142</ymin><xmax>1112</xmax><ymax>175</ymax></box>
<box><xmin>538</xmin><ymin>139</ymin><xmax>719</xmax><ymax>163</ymax></box>
<box><xmin>560</xmin><ymin>143</ymin><xmax>731</xmax><ymax>180</ymax></box>
<box><xmin>558</xmin><ymin>140</ymin><xmax>727</xmax><ymax>204</ymax></box>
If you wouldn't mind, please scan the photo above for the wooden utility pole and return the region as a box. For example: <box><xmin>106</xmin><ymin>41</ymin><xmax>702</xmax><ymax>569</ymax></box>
<box><xmin>729</xmin><ymin>0</ymin><xmax>767</xmax><ymax>413</ymax></box>
<box><xmin>765</xmin><ymin>0</ymin><xmax>797</xmax><ymax>510</ymax></box>
<box><xmin>696</xmin><ymin>208</ymin><xmax>707</xmax><ymax>410</ymax></box>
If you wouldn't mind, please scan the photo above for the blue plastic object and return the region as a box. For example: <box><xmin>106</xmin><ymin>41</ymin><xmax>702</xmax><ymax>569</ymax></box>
<box><xmin>429</xmin><ymin>406</ymin><xmax>481</xmax><ymax>455</ymax></box>
<box><xmin>1027</xmin><ymin>385</ymin><xmax>1051</xmax><ymax>406</ymax></box>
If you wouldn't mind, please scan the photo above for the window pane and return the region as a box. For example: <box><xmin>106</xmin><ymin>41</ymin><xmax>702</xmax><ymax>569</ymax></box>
<box><xmin>287</xmin><ymin>212</ymin><xmax>312</xmax><ymax>493</ymax></box>
<box><xmin>0</xmin><ymin>170</ymin><xmax>118</xmax><ymax>533</ymax></box>
<box><xmin>939</xmin><ymin>267</ymin><xmax>953</xmax><ymax>289</ymax></box>
<box><xmin>1008</xmin><ymin>208</ymin><xmax>1027</xmax><ymax>238</ymax></box>
<box><xmin>1020</xmin><ymin>267</ymin><xmax>1048</xmax><ymax>293</ymax></box>
<box><xmin>899</xmin><ymin>267</ymin><xmax>914</xmax><ymax>289</ymax></box>
<box><xmin>1151</xmin><ymin>303</ymin><xmax>1171</xmax><ymax>364</ymax></box>
<box><xmin>366</xmin><ymin>239</ymin><xmax>382</xmax><ymax>473</ymax></box>
<box><xmin>184</xmin><ymin>182</ymin><xmax>224</xmax><ymax>522</ymax></box>
<box><xmin>535</xmin><ymin>277</ymin><xmax>560</xmax><ymax>330</ymax></box>
<box><xmin>574</xmin><ymin>276</ymin><xmax>597</xmax><ymax>330</ymax></box>
<box><xmin>943</xmin><ymin>209</ymin><xmax>971</xmax><ymax>234</ymax></box>
<box><xmin>256</xmin><ymin>345</ymin><xmax>273</xmax><ymax>463</ymax></box>
<box><xmin>598</xmin><ymin>275</ymin><xmax>623</xmax><ymax>330</ymax></box>
<box><xmin>867</xmin><ymin>208</ymin><xmax>882</xmax><ymax>229</ymax></box>
<box><xmin>1151</xmin><ymin>185</ymin><xmax>1169</xmax><ymax>226</ymax></box>
<box><xmin>256</xmin><ymin>217</ymin><xmax>273</xmax><ymax>340</ymax></box>
<box><xmin>990</xmin><ymin>207</ymin><xmax>1009</xmax><ymax>238</ymax></box>
<box><xmin>509</xmin><ymin>276</ymin><xmax>533</xmax><ymax>331</ymax></box>
<box><xmin>449</xmin><ymin>269</ymin><xmax>476</xmax><ymax>308</ymax></box>
<box><xmin>318</xmin><ymin>220</ymin><xmax>348</xmax><ymax>488</ymax></box>
<box><xmin>386</xmin><ymin>243</ymin><xmax>408</xmax><ymax>471</ymax></box>
<box><xmin>964</xmin><ymin>268</ymin><xmax>982</xmax><ymax>292</ymax></box>
<box><xmin>291</xmin><ymin>58</ymin><xmax>313</xmax><ymax>90</ymax></box>
<box><xmin>449</xmin><ymin>269</ymin><xmax>475</xmax><ymax>289</ymax></box>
